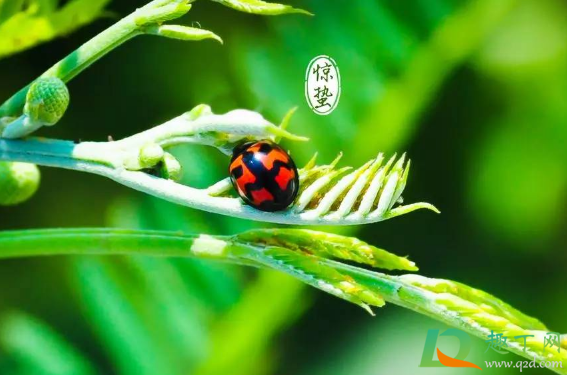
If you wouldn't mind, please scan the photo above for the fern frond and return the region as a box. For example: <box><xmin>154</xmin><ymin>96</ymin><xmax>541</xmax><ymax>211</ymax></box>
<box><xmin>204</xmin><ymin>151</ymin><xmax>438</xmax><ymax>224</ymax></box>
<box><xmin>1</xmin><ymin>227</ymin><xmax>564</xmax><ymax>373</ymax></box>
<box><xmin>0</xmin><ymin>105</ymin><xmax>437</xmax><ymax>224</ymax></box>
<box><xmin>234</xmin><ymin>228</ymin><xmax>417</xmax><ymax>270</ymax></box>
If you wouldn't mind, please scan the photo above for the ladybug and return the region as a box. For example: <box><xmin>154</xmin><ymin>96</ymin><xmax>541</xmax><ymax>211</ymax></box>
<box><xmin>229</xmin><ymin>140</ymin><xmax>299</xmax><ymax>212</ymax></box>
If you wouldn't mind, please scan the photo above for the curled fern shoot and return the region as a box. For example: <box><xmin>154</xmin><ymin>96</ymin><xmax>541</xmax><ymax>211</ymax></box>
<box><xmin>0</xmin><ymin>105</ymin><xmax>437</xmax><ymax>224</ymax></box>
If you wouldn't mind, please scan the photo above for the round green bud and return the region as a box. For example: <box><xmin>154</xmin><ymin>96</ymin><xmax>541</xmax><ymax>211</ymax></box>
<box><xmin>24</xmin><ymin>77</ymin><xmax>70</xmax><ymax>126</ymax></box>
<box><xmin>0</xmin><ymin>162</ymin><xmax>41</xmax><ymax>206</ymax></box>
<box><xmin>139</xmin><ymin>143</ymin><xmax>164</xmax><ymax>169</ymax></box>
<box><xmin>160</xmin><ymin>153</ymin><xmax>182</xmax><ymax>181</ymax></box>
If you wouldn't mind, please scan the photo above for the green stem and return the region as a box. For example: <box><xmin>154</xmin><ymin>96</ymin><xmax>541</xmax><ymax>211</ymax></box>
<box><xmin>0</xmin><ymin>0</ymin><xmax>192</xmax><ymax>118</ymax></box>
<box><xmin>0</xmin><ymin>137</ymin><xmax>115</xmax><ymax>168</ymax></box>
<box><xmin>0</xmin><ymin>135</ymin><xmax>437</xmax><ymax>226</ymax></box>
<box><xmin>0</xmin><ymin>228</ymin><xmax>564</xmax><ymax>373</ymax></box>
<box><xmin>0</xmin><ymin>228</ymin><xmax>225</xmax><ymax>259</ymax></box>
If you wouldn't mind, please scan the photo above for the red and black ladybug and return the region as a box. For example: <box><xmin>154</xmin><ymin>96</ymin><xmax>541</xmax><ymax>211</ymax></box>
<box><xmin>229</xmin><ymin>140</ymin><xmax>299</xmax><ymax>212</ymax></box>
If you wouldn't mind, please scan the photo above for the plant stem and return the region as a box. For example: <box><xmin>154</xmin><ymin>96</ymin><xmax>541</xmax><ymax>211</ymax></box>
<box><xmin>0</xmin><ymin>0</ymin><xmax>191</xmax><ymax>118</ymax></box>
<box><xmin>0</xmin><ymin>228</ymin><xmax>229</xmax><ymax>260</ymax></box>
<box><xmin>1</xmin><ymin>228</ymin><xmax>564</xmax><ymax>373</ymax></box>
<box><xmin>0</xmin><ymin>135</ymin><xmax>436</xmax><ymax>225</ymax></box>
<box><xmin>0</xmin><ymin>137</ymin><xmax>267</xmax><ymax>221</ymax></box>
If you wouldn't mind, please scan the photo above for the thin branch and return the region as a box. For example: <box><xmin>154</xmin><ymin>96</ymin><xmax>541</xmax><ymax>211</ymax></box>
<box><xmin>0</xmin><ymin>0</ymin><xmax>195</xmax><ymax>118</ymax></box>
<box><xmin>1</xmin><ymin>228</ymin><xmax>564</xmax><ymax>373</ymax></box>
<box><xmin>0</xmin><ymin>107</ymin><xmax>437</xmax><ymax>225</ymax></box>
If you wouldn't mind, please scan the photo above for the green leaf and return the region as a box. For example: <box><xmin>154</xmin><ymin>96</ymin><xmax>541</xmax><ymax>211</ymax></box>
<box><xmin>244</xmin><ymin>245</ymin><xmax>386</xmax><ymax>312</ymax></box>
<box><xmin>32</xmin><ymin>0</ymin><xmax>59</xmax><ymax>14</ymax></box>
<box><xmin>71</xmin><ymin>258</ymin><xmax>177</xmax><ymax>375</ymax></box>
<box><xmin>0</xmin><ymin>0</ymin><xmax>111</xmax><ymax>59</ymax></box>
<box><xmin>0</xmin><ymin>312</ymin><xmax>96</xmax><ymax>375</ymax></box>
<box><xmin>145</xmin><ymin>24</ymin><xmax>223</xmax><ymax>44</ymax></box>
<box><xmin>194</xmin><ymin>271</ymin><xmax>307</xmax><ymax>375</ymax></box>
<box><xmin>235</xmin><ymin>228</ymin><xmax>418</xmax><ymax>271</ymax></box>
<box><xmin>210</xmin><ymin>0</ymin><xmax>312</xmax><ymax>16</ymax></box>
<box><xmin>0</xmin><ymin>0</ymin><xmax>25</xmax><ymax>23</ymax></box>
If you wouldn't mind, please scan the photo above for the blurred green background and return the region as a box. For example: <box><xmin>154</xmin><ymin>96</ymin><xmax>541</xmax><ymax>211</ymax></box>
<box><xmin>0</xmin><ymin>0</ymin><xmax>566</xmax><ymax>374</ymax></box>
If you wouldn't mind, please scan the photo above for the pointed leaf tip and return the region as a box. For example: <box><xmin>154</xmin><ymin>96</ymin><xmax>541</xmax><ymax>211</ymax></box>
<box><xmin>146</xmin><ymin>25</ymin><xmax>223</xmax><ymax>44</ymax></box>
<box><xmin>275</xmin><ymin>106</ymin><xmax>298</xmax><ymax>143</ymax></box>
<box><xmin>211</xmin><ymin>0</ymin><xmax>312</xmax><ymax>16</ymax></box>
<box><xmin>267</xmin><ymin>124</ymin><xmax>308</xmax><ymax>142</ymax></box>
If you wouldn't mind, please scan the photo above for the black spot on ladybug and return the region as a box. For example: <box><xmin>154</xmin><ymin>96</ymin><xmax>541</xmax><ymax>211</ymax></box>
<box><xmin>232</xmin><ymin>141</ymin><xmax>251</xmax><ymax>158</ymax></box>
<box><xmin>229</xmin><ymin>140</ymin><xmax>299</xmax><ymax>212</ymax></box>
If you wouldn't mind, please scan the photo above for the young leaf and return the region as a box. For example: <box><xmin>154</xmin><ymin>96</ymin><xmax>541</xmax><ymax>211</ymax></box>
<box><xmin>210</xmin><ymin>0</ymin><xmax>312</xmax><ymax>16</ymax></box>
<box><xmin>235</xmin><ymin>228</ymin><xmax>417</xmax><ymax>270</ymax></box>
<box><xmin>145</xmin><ymin>24</ymin><xmax>223</xmax><ymax>44</ymax></box>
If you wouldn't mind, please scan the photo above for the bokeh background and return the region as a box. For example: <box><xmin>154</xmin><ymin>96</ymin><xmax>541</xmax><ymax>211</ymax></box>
<box><xmin>0</xmin><ymin>0</ymin><xmax>566</xmax><ymax>374</ymax></box>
